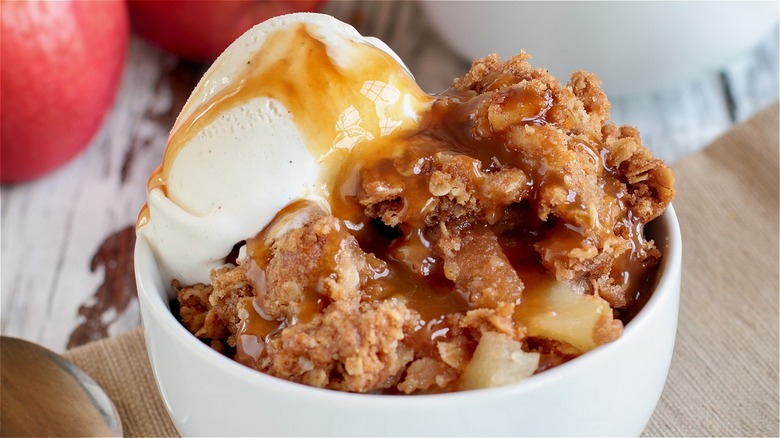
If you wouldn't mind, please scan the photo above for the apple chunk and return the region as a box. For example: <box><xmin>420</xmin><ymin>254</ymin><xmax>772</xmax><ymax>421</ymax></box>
<box><xmin>516</xmin><ymin>282</ymin><xmax>623</xmax><ymax>353</ymax></box>
<box><xmin>459</xmin><ymin>331</ymin><xmax>540</xmax><ymax>390</ymax></box>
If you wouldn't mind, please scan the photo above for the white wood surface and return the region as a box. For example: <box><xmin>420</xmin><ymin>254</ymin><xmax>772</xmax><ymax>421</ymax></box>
<box><xmin>2</xmin><ymin>1</ymin><xmax>778</xmax><ymax>352</ymax></box>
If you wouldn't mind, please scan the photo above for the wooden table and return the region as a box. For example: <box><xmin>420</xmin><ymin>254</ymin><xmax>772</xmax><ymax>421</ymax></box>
<box><xmin>2</xmin><ymin>2</ymin><xmax>778</xmax><ymax>352</ymax></box>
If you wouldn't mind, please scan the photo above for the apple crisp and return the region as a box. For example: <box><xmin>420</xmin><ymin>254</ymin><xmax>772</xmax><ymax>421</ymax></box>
<box><xmin>175</xmin><ymin>52</ymin><xmax>674</xmax><ymax>394</ymax></box>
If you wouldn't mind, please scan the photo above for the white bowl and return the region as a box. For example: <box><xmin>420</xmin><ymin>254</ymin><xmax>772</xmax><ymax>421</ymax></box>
<box><xmin>421</xmin><ymin>2</ymin><xmax>779</xmax><ymax>96</ymax></box>
<box><xmin>135</xmin><ymin>205</ymin><xmax>681</xmax><ymax>436</ymax></box>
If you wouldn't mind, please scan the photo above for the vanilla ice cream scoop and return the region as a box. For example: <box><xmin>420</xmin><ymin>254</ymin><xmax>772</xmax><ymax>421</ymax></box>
<box><xmin>138</xmin><ymin>13</ymin><xmax>432</xmax><ymax>284</ymax></box>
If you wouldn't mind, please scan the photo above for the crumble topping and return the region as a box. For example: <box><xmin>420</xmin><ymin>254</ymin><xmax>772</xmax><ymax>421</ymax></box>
<box><xmin>175</xmin><ymin>53</ymin><xmax>674</xmax><ymax>394</ymax></box>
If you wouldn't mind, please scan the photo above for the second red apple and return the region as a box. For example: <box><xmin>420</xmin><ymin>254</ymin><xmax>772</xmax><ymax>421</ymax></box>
<box><xmin>128</xmin><ymin>0</ymin><xmax>325</xmax><ymax>62</ymax></box>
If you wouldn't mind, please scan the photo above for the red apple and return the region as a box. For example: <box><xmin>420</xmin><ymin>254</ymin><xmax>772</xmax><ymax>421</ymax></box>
<box><xmin>1</xmin><ymin>0</ymin><xmax>129</xmax><ymax>183</ymax></box>
<box><xmin>128</xmin><ymin>0</ymin><xmax>324</xmax><ymax>62</ymax></box>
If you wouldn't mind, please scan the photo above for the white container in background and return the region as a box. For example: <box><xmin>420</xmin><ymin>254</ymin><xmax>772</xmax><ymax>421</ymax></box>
<box><xmin>421</xmin><ymin>1</ymin><xmax>779</xmax><ymax>96</ymax></box>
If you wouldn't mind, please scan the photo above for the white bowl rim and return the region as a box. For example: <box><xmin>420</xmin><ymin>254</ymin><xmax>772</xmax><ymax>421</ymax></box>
<box><xmin>136</xmin><ymin>203</ymin><xmax>681</xmax><ymax>403</ymax></box>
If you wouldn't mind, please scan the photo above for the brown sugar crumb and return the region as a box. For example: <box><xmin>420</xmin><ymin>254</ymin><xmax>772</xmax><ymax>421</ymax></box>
<box><xmin>398</xmin><ymin>357</ymin><xmax>458</xmax><ymax>394</ymax></box>
<box><xmin>261</xmin><ymin>300</ymin><xmax>418</xmax><ymax>393</ymax></box>
<box><xmin>437</xmin><ymin>337</ymin><xmax>471</xmax><ymax>371</ymax></box>
<box><xmin>460</xmin><ymin>303</ymin><xmax>523</xmax><ymax>340</ymax></box>
<box><xmin>435</xmin><ymin>225</ymin><xmax>524</xmax><ymax>309</ymax></box>
<box><xmin>175</xmin><ymin>51</ymin><xmax>673</xmax><ymax>394</ymax></box>
<box><xmin>175</xmin><ymin>266</ymin><xmax>254</xmax><ymax>348</ymax></box>
<box><xmin>175</xmin><ymin>280</ymin><xmax>211</xmax><ymax>335</ymax></box>
<box><xmin>602</xmin><ymin>124</ymin><xmax>675</xmax><ymax>223</ymax></box>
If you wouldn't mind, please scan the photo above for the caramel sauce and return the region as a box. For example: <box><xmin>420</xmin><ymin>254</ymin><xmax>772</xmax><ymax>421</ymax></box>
<box><xmin>136</xmin><ymin>203</ymin><xmax>150</xmax><ymax>228</ymax></box>
<box><xmin>364</xmin><ymin>254</ymin><xmax>468</xmax><ymax>323</ymax></box>
<box><xmin>497</xmin><ymin>225</ymin><xmax>561</xmax><ymax>321</ymax></box>
<box><xmin>234</xmin><ymin>298</ymin><xmax>280</xmax><ymax>366</ymax></box>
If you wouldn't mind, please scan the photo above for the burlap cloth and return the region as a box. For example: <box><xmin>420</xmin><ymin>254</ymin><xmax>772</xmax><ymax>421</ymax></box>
<box><xmin>64</xmin><ymin>103</ymin><xmax>780</xmax><ymax>437</ymax></box>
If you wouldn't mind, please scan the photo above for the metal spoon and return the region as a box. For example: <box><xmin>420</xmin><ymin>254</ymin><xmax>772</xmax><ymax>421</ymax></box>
<box><xmin>0</xmin><ymin>336</ymin><xmax>123</xmax><ymax>437</ymax></box>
